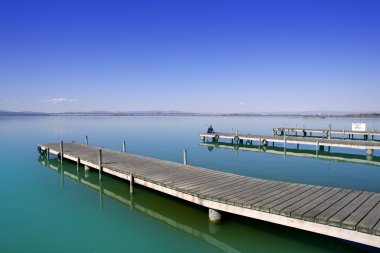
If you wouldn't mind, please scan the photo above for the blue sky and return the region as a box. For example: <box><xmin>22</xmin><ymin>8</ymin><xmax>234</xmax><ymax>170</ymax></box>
<box><xmin>0</xmin><ymin>0</ymin><xmax>379</xmax><ymax>113</ymax></box>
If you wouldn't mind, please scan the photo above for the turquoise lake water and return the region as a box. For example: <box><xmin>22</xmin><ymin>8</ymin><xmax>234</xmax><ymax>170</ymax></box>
<box><xmin>1</xmin><ymin>116</ymin><xmax>379</xmax><ymax>253</ymax></box>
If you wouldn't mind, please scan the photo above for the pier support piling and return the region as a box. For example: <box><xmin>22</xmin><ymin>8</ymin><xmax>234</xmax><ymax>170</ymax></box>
<box><xmin>209</xmin><ymin>209</ymin><xmax>222</xmax><ymax>223</ymax></box>
<box><xmin>123</xmin><ymin>140</ymin><xmax>126</xmax><ymax>153</ymax></box>
<box><xmin>85</xmin><ymin>135</ymin><xmax>88</xmax><ymax>145</ymax></box>
<box><xmin>77</xmin><ymin>157</ymin><xmax>80</xmax><ymax>171</ymax></box>
<box><xmin>130</xmin><ymin>174</ymin><xmax>134</xmax><ymax>194</ymax></box>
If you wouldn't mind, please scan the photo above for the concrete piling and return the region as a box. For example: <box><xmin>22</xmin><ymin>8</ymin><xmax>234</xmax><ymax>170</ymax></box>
<box><xmin>130</xmin><ymin>174</ymin><xmax>134</xmax><ymax>194</ymax></box>
<box><xmin>209</xmin><ymin>209</ymin><xmax>222</xmax><ymax>223</ymax></box>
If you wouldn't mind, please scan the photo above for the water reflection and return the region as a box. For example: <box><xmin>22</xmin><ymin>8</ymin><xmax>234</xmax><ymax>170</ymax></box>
<box><xmin>200</xmin><ymin>141</ymin><xmax>380</xmax><ymax>167</ymax></box>
<box><xmin>38</xmin><ymin>156</ymin><xmax>370</xmax><ymax>253</ymax></box>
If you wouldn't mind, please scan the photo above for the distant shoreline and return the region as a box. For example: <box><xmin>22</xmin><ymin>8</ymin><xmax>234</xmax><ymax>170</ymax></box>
<box><xmin>1</xmin><ymin>112</ymin><xmax>380</xmax><ymax>118</ymax></box>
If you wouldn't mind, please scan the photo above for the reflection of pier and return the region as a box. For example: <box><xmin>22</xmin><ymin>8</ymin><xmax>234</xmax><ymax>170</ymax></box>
<box><xmin>38</xmin><ymin>157</ymin><xmax>241</xmax><ymax>253</ymax></box>
<box><xmin>200</xmin><ymin>141</ymin><xmax>380</xmax><ymax>167</ymax></box>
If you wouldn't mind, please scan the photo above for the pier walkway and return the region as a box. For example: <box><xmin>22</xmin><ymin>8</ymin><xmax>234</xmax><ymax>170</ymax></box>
<box><xmin>273</xmin><ymin>127</ymin><xmax>380</xmax><ymax>140</ymax></box>
<box><xmin>38</xmin><ymin>142</ymin><xmax>380</xmax><ymax>248</ymax></box>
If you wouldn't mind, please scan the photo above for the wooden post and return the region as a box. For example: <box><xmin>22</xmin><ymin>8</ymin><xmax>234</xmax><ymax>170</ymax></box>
<box><xmin>98</xmin><ymin>149</ymin><xmax>102</xmax><ymax>180</ymax></box>
<box><xmin>130</xmin><ymin>174</ymin><xmax>134</xmax><ymax>194</ymax></box>
<box><xmin>60</xmin><ymin>141</ymin><xmax>63</xmax><ymax>164</ymax></box>
<box><xmin>316</xmin><ymin>141</ymin><xmax>319</xmax><ymax>158</ymax></box>
<box><xmin>85</xmin><ymin>135</ymin><xmax>88</xmax><ymax>145</ymax></box>
<box><xmin>328</xmin><ymin>124</ymin><xmax>332</xmax><ymax>139</ymax></box>
<box><xmin>46</xmin><ymin>147</ymin><xmax>50</xmax><ymax>160</ymax></box>
<box><xmin>236</xmin><ymin>129</ymin><xmax>238</xmax><ymax>136</ymax></box>
<box><xmin>259</xmin><ymin>137</ymin><xmax>262</xmax><ymax>151</ymax></box>
<box><xmin>77</xmin><ymin>157</ymin><xmax>80</xmax><ymax>171</ymax></box>
<box><xmin>123</xmin><ymin>140</ymin><xmax>126</xmax><ymax>153</ymax></box>
<box><xmin>183</xmin><ymin>149</ymin><xmax>188</xmax><ymax>165</ymax></box>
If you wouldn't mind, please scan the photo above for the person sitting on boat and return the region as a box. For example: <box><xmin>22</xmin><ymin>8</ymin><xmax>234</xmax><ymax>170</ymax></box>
<box><xmin>207</xmin><ymin>125</ymin><xmax>215</xmax><ymax>133</ymax></box>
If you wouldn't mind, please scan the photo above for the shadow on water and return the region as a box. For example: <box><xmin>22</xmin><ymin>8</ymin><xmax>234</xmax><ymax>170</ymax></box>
<box><xmin>200</xmin><ymin>141</ymin><xmax>380</xmax><ymax>167</ymax></box>
<box><xmin>38</xmin><ymin>155</ymin><xmax>376</xmax><ymax>253</ymax></box>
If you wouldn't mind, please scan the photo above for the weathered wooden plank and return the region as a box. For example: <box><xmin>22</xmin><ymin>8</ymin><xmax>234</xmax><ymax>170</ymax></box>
<box><xmin>293</xmin><ymin>188</ymin><xmax>348</xmax><ymax>221</ymax></box>
<box><xmin>204</xmin><ymin>178</ymin><xmax>261</xmax><ymax>200</ymax></box>
<box><xmin>244</xmin><ymin>183</ymin><xmax>300</xmax><ymax>209</ymax></box>
<box><xmin>356</xmin><ymin>202</ymin><xmax>380</xmax><ymax>234</ymax></box>
<box><xmin>302</xmin><ymin>189</ymin><xmax>352</xmax><ymax>222</ymax></box>
<box><xmin>241</xmin><ymin>182</ymin><xmax>292</xmax><ymax>208</ymax></box>
<box><xmin>212</xmin><ymin>178</ymin><xmax>268</xmax><ymax>201</ymax></box>
<box><xmin>328</xmin><ymin>191</ymin><xmax>374</xmax><ymax>228</ymax></box>
<box><xmin>278</xmin><ymin>187</ymin><xmax>331</xmax><ymax>217</ymax></box>
<box><xmin>192</xmin><ymin>177</ymin><xmax>254</xmax><ymax>197</ymax></box>
<box><xmin>251</xmin><ymin>184</ymin><xmax>310</xmax><ymax>211</ymax></box>
<box><xmin>269</xmin><ymin>186</ymin><xmax>323</xmax><ymax>214</ymax></box>
<box><xmin>224</xmin><ymin>181</ymin><xmax>280</xmax><ymax>206</ymax></box>
<box><xmin>341</xmin><ymin>193</ymin><xmax>380</xmax><ymax>230</ymax></box>
<box><xmin>289</xmin><ymin>188</ymin><xmax>341</xmax><ymax>219</ymax></box>
<box><xmin>373</xmin><ymin>220</ymin><xmax>380</xmax><ymax>236</ymax></box>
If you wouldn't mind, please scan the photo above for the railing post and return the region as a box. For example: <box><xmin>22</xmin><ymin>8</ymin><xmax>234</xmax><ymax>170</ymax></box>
<box><xmin>60</xmin><ymin>141</ymin><xmax>63</xmax><ymax>164</ymax></box>
<box><xmin>183</xmin><ymin>149</ymin><xmax>188</xmax><ymax>165</ymax></box>
<box><xmin>98</xmin><ymin>149</ymin><xmax>102</xmax><ymax>180</ymax></box>
<box><xmin>123</xmin><ymin>140</ymin><xmax>126</xmax><ymax>153</ymax></box>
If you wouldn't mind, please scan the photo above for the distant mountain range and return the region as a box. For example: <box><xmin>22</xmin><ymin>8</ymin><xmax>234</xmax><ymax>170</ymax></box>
<box><xmin>1</xmin><ymin>109</ymin><xmax>380</xmax><ymax>117</ymax></box>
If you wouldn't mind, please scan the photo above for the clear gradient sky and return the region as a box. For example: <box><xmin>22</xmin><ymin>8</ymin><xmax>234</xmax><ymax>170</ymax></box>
<box><xmin>0</xmin><ymin>0</ymin><xmax>379</xmax><ymax>113</ymax></box>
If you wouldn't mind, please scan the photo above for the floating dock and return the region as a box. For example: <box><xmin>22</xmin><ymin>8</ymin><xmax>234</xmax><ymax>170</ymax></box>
<box><xmin>200</xmin><ymin>132</ymin><xmax>380</xmax><ymax>156</ymax></box>
<box><xmin>38</xmin><ymin>142</ymin><xmax>380</xmax><ymax>248</ymax></box>
<box><xmin>273</xmin><ymin>127</ymin><xmax>380</xmax><ymax>140</ymax></box>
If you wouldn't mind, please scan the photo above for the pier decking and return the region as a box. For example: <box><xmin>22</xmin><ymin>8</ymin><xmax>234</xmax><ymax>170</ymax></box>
<box><xmin>200</xmin><ymin>132</ymin><xmax>380</xmax><ymax>155</ymax></box>
<box><xmin>273</xmin><ymin>127</ymin><xmax>380</xmax><ymax>140</ymax></box>
<box><xmin>38</xmin><ymin>142</ymin><xmax>380</xmax><ymax>248</ymax></box>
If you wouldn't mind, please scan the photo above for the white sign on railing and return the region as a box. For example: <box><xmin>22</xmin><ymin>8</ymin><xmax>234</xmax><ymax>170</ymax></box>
<box><xmin>352</xmin><ymin>123</ymin><xmax>366</xmax><ymax>132</ymax></box>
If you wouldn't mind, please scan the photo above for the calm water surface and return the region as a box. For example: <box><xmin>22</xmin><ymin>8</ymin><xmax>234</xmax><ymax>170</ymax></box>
<box><xmin>1</xmin><ymin>116</ymin><xmax>379</xmax><ymax>253</ymax></box>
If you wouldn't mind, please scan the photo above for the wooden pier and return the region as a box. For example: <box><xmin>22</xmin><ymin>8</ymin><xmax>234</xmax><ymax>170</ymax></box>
<box><xmin>200</xmin><ymin>132</ymin><xmax>380</xmax><ymax>156</ymax></box>
<box><xmin>38</xmin><ymin>142</ymin><xmax>380</xmax><ymax>248</ymax></box>
<box><xmin>273</xmin><ymin>127</ymin><xmax>380</xmax><ymax>140</ymax></box>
